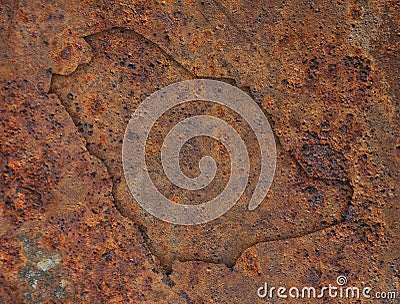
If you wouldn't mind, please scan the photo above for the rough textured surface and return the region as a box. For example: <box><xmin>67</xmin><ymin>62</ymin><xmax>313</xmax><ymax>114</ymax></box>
<box><xmin>1</xmin><ymin>0</ymin><xmax>399</xmax><ymax>303</ymax></box>
<box><xmin>50</xmin><ymin>28</ymin><xmax>352</xmax><ymax>267</ymax></box>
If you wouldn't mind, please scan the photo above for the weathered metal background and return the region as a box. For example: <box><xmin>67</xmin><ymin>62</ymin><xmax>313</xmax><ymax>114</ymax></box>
<box><xmin>1</xmin><ymin>0</ymin><xmax>399</xmax><ymax>303</ymax></box>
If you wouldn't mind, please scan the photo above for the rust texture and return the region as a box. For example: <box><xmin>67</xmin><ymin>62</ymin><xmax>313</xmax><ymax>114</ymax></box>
<box><xmin>1</xmin><ymin>0</ymin><xmax>399</xmax><ymax>303</ymax></box>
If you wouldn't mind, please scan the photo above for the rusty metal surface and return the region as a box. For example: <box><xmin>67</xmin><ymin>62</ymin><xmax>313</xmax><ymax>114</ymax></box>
<box><xmin>1</xmin><ymin>0</ymin><xmax>399</xmax><ymax>303</ymax></box>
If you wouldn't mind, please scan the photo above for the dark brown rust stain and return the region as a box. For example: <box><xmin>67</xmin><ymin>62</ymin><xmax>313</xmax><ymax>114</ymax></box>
<box><xmin>298</xmin><ymin>143</ymin><xmax>347</xmax><ymax>181</ymax></box>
